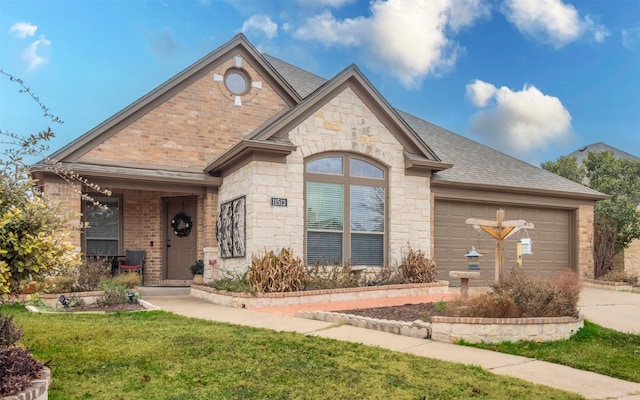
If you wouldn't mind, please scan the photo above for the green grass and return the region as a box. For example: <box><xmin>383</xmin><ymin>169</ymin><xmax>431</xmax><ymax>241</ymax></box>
<box><xmin>464</xmin><ymin>320</ymin><xmax>640</xmax><ymax>383</ymax></box>
<box><xmin>1</xmin><ymin>304</ymin><xmax>582</xmax><ymax>400</ymax></box>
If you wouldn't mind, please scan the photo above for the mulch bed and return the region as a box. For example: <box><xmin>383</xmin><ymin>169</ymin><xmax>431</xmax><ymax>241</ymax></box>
<box><xmin>337</xmin><ymin>302</ymin><xmax>441</xmax><ymax>322</ymax></box>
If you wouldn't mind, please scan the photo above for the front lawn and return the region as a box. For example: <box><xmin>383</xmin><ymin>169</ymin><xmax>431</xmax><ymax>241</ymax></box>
<box><xmin>2</xmin><ymin>304</ymin><xmax>581</xmax><ymax>400</ymax></box>
<box><xmin>465</xmin><ymin>320</ymin><xmax>640</xmax><ymax>383</ymax></box>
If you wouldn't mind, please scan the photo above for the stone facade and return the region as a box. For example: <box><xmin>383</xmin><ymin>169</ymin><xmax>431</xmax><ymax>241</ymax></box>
<box><xmin>577</xmin><ymin>204</ymin><xmax>595</xmax><ymax>279</ymax></box>
<box><xmin>431</xmin><ymin>316</ymin><xmax>584</xmax><ymax>343</ymax></box>
<box><xmin>216</xmin><ymin>87</ymin><xmax>431</xmax><ymax>274</ymax></box>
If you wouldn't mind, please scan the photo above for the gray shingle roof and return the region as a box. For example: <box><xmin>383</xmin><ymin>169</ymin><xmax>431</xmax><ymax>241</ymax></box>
<box><xmin>263</xmin><ymin>53</ymin><xmax>605</xmax><ymax>199</ymax></box>
<box><xmin>569</xmin><ymin>142</ymin><xmax>639</xmax><ymax>164</ymax></box>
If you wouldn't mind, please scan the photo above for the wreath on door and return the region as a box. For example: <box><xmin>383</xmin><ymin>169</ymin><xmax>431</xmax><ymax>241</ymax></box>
<box><xmin>171</xmin><ymin>212</ymin><xmax>193</xmax><ymax>237</ymax></box>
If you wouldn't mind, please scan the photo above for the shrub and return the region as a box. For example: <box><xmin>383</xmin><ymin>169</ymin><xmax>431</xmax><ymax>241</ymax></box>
<box><xmin>248</xmin><ymin>248</ymin><xmax>304</xmax><ymax>293</ymax></box>
<box><xmin>112</xmin><ymin>272</ymin><xmax>140</xmax><ymax>289</ymax></box>
<box><xmin>0</xmin><ymin>347</ymin><xmax>45</xmax><ymax>396</ymax></box>
<box><xmin>0</xmin><ymin>313</ymin><xmax>23</xmax><ymax>348</ymax></box>
<box><xmin>77</xmin><ymin>257</ymin><xmax>112</xmax><ymax>291</ymax></box>
<box><xmin>399</xmin><ymin>245</ymin><xmax>437</xmax><ymax>283</ymax></box>
<box><xmin>461</xmin><ymin>293</ymin><xmax>518</xmax><ymax>318</ymax></box>
<box><xmin>211</xmin><ymin>271</ymin><xmax>253</xmax><ymax>293</ymax></box>
<box><xmin>44</xmin><ymin>275</ymin><xmax>77</xmax><ymax>294</ymax></box>
<box><xmin>599</xmin><ymin>269</ymin><xmax>638</xmax><ymax>284</ymax></box>
<box><xmin>304</xmin><ymin>262</ymin><xmax>360</xmax><ymax>290</ymax></box>
<box><xmin>98</xmin><ymin>279</ymin><xmax>130</xmax><ymax>306</ymax></box>
<box><xmin>364</xmin><ymin>264</ymin><xmax>405</xmax><ymax>286</ymax></box>
<box><xmin>491</xmin><ymin>269</ymin><xmax>581</xmax><ymax>317</ymax></box>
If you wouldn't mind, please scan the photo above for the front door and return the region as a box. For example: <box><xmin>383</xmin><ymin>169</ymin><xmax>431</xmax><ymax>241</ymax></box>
<box><xmin>164</xmin><ymin>197</ymin><xmax>198</xmax><ymax>280</ymax></box>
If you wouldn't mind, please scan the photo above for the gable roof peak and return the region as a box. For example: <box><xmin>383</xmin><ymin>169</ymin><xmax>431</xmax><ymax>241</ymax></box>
<box><xmin>44</xmin><ymin>33</ymin><xmax>301</xmax><ymax>163</ymax></box>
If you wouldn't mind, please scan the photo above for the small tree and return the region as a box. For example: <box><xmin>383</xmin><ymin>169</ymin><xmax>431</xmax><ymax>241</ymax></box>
<box><xmin>542</xmin><ymin>152</ymin><xmax>640</xmax><ymax>278</ymax></box>
<box><xmin>0</xmin><ymin>70</ymin><xmax>108</xmax><ymax>300</ymax></box>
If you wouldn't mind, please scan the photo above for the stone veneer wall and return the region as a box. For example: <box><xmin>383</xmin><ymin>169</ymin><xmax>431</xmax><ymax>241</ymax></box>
<box><xmin>431</xmin><ymin>316</ymin><xmax>584</xmax><ymax>343</ymax></box>
<box><xmin>577</xmin><ymin>204</ymin><xmax>595</xmax><ymax>279</ymax></box>
<box><xmin>217</xmin><ymin>87</ymin><xmax>431</xmax><ymax>273</ymax></box>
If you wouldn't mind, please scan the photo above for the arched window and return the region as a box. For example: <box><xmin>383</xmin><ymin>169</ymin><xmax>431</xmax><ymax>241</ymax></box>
<box><xmin>305</xmin><ymin>153</ymin><xmax>387</xmax><ymax>266</ymax></box>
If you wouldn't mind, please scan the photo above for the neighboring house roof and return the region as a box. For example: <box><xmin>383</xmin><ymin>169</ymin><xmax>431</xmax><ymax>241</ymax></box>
<box><xmin>569</xmin><ymin>142</ymin><xmax>639</xmax><ymax>164</ymax></box>
<box><xmin>36</xmin><ymin>34</ymin><xmax>607</xmax><ymax>201</ymax></box>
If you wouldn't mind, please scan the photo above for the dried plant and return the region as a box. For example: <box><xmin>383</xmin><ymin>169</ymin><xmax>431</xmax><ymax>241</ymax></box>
<box><xmin>77</xmin><ymin>257</ymin><xmax>112</xmax><ymax>291</ymax></box>
<box><xmin>460</xmin><ymin>293</ymin><xmax>518</xmax><ymax>318</ymax></box>
<box><xmin>399</xmin><ymin>245</ymin><xmax>437</xmax><ymax>283</ymax></box>
<box><xmin>248</xmin><ymin>248</ymin><xmax>304</xmax><ymax>293</ymax></box>
<box><xmin>599</xmin><ymin>269</ymin><xmax>638</xmax><ymax>284</ymax></box>
<box><xmin>491</xmin><ymin>269</ymin><xmax>581</xmax><ymax>318</ymax></box>
<box><xmin>0</xmin><ymin>313</ymin><xmax>23</xmax><ymax>349</ymax></box>
<box><xmin>303</xmin><ymin>262</ymin><xmax>360</xmax><ymax>290</ymax></box>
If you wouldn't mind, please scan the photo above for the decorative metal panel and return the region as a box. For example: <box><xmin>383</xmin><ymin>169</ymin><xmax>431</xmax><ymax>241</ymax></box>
<box><xmin>217</xmin><ymin>196</ymin><xmax>246</xmax><ymax>258</ymax></box>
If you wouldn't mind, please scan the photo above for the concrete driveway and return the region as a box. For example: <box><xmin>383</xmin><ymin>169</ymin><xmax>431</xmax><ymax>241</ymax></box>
<box><xmin>579</xmin><ymin>286</ymin><xmax>640</xmax><ymax>333</ymax></box>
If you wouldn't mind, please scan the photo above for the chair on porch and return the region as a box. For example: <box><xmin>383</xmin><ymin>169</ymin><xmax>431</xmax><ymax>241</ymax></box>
<box><xmin>119</xmin><ymin>250</ymin><xmax>145</xmax><ymax>286</ymax></box>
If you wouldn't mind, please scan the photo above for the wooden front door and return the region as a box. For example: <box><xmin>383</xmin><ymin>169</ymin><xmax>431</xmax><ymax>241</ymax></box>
<box><xmin>164</xmin><ymin>197</ymin><xmax>198</xmax><ymax>280</ymax></box>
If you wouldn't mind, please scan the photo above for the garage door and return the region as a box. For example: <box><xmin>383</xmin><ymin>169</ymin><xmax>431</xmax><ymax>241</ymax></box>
<box><xmin>434</xmin><ymin>201</ymin><xmax>573</xmax><ymax>286</ymax></box>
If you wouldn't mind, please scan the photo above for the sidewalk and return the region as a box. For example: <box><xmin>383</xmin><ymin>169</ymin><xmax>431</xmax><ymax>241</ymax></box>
<box><xmin>142</xmin><ymin>288</ymin><xmax>640</xmax><ymax>400</ymax></box>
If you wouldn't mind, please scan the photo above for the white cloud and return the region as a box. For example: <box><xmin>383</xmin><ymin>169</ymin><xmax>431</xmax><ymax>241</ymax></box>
<box><xmin>294</xmin><ymin>0</ymin><xmax>490</xmax><ymax>88</ymax></box>
<box><xmin>467</xmin><ymin>80</ymin><xmax>572</xmax><ymax>156</ymax></box>
<box><xmin>501</xmin><ymin>0</ymin><xmax>609</xmax><ymax>48</ymax></box>
<box><xmin>466</xmin><ymin>79</ymin><xmax>497</xmax><ymax>107</ymax></box>
<box><xmin>23</xmin><ymin>35</ymin><xmax>51</xmax><ymax>71</ymax></box>
<box><xmin>241</xmin><ymin>15</ymin><xmax>278</xmax><ymax>39</ymax></box>
<box><xmin>294</xmin><ymin>11</ymin><xmax>365</xmax><ymax>46</ymax></box>
<box><xmin>10</xmin><ymin>22</ymin><xmax>38</xmax><ymax>38</ymax></box>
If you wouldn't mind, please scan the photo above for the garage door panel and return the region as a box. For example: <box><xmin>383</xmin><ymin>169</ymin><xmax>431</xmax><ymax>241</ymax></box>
<box><xmin>435</xmin><ymin>200</ymin><xmax>573</xmax><ymax>287</ymax></box>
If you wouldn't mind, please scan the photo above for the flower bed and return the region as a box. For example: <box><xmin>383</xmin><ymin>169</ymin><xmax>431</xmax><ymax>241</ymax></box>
<box><xmin>191</xmin><ymin>281</ymin><xmax>449</xmax><ymax>309</ymax></box>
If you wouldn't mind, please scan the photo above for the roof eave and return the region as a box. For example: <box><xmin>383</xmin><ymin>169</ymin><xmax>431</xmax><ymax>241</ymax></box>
<box><xmin>204</xmin><ymin>139</ymin><xmax>297</xmax><ymax>176</ymax></box>
<box><xmin>431</xmin><ymin>178</ymin><xmax>611</xmax><ymax>201</ymax></box>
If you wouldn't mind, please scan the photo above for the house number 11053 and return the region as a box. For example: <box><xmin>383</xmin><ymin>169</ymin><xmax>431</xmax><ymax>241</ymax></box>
<box><xmin>271</xmin><ymin>197</ymin><xmax>288</xmax><ymax>207</ymax></box>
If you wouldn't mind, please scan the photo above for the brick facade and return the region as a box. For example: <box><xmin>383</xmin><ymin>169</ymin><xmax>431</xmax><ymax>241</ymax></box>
<box><xmin>42</xmin><ymin>52</ymin><xmax>288</xmax><ymax>285</ymax></box>
<box><xmin>82</xmin><ymin>57</ymin><xmax>289</xmax><ymax>168</ymax></box>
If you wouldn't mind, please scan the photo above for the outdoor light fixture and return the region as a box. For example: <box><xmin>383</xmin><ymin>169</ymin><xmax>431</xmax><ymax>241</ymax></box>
<box><xmin>58</xmin><ymin>295</ymin><xmax>69</xmax><ymax>308</ymax></box>
<box><xmin>465</xmin><ymin>247</ymin><xmax>482</xmax><ymax>270</ymax></box>
<box><xmin>126</xmin><ymin>292</ymin><xmax>135</xmax><ymax>302</ymax></box>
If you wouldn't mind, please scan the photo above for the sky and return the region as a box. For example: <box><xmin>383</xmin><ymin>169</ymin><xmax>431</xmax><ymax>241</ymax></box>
<box><xmin>1</xmin><ymin>0</ymin><xmax>639</xmax><ymax>166</ymax></box>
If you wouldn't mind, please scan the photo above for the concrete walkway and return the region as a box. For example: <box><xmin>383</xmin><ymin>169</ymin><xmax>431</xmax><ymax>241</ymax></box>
<box><xmin>579</xmin><ymin>287</ymin><xmax>640</xmax><ymax>333</ymax></box>
<box><xmin>140</xmin><ymin>287</ymin><xmax>640</xmax><ymax>400</ymax></box>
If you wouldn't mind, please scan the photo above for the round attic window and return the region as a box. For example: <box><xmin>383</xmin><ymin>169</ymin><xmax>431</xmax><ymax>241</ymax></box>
<box><xmin>224</xmin><ymin>68</ymin><xmax>250</xmax><ymax>95</ymax></box>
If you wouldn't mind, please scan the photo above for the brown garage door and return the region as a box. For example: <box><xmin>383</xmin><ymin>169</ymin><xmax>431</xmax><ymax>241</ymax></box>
<box><xmin>434</xmin><ymin>201</ymin><xmax>574</xmax><ymax>286</ymax></box>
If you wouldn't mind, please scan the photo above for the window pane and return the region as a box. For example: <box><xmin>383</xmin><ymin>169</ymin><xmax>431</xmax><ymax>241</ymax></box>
<box><xmin>85</xmin><ymin>198</ymin><xmax>119</xmax><ymax>238</ymax></box>
<box><xmin>306</xmin><ymin>157</ymin><xmax>343</xmax><ymax>175</ymax></box>
<box><xmin>307</xmin><ymin>232</ymin><xmax>342</xmax><ymax>265</ymax></box>
<box><xmin>86</xmin><ymin>240</ymin><xmax>119</xmax><ymax>257</ymax></box>
<box><xmin>350</xmin><ymin>158</ymin><xmax>383</xmax><ymax>179</ymax></box>
<box><xmin>351</xmin><ymin>185</ymin><xmax>384</xmax><ymax>232</ymax></box>
<box><xmin>307</xmin><ymin>182</ymin><xmax>343</xmax><ymax>230</ymax></box>
<box><xmin>351</xmin><ymin>233</ymin><xmax>383</xmax><ymax>265</ymax></box>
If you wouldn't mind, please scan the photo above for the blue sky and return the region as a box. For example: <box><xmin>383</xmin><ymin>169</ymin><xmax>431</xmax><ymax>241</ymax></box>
<box><xmin>1</xmin><ymin>0</ymin><xmax>639</xmax><ymax>166</ymax></box>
